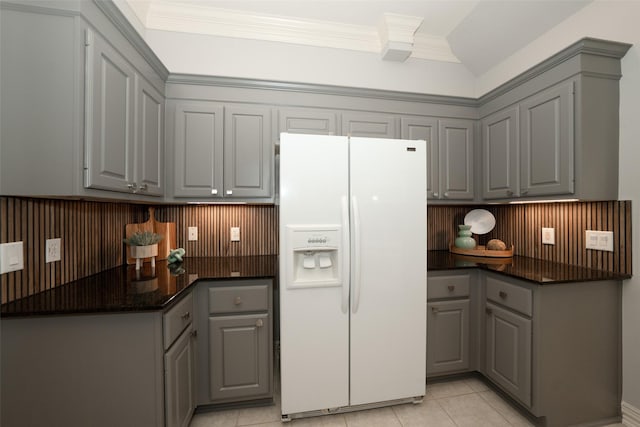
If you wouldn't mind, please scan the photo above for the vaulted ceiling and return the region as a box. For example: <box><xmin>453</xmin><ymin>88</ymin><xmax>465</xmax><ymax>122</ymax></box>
<box><xmin>124</xmin><ymin>0</ymin><xmax>591</xmax><ymax>76</ymax></box>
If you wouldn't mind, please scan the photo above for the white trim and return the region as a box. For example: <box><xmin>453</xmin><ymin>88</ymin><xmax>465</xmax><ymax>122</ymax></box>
<box><xmin>623</xmin><ymin>401</ymin><xmax>640</xmax><ymax>427</ymax></box>
<box><xmin>140</xmin><ymin>0</ymin><xmax>460</xmax><ymax>63</ymax></box>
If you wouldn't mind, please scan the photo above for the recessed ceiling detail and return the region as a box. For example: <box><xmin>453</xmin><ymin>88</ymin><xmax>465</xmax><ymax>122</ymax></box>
<box><xmin>134</xmin><ymin>0</ymin><xmax>461</xmax><ymax>63</ymax></box>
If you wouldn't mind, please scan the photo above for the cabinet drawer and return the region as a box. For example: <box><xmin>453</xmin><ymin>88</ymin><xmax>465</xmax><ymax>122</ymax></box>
<box><xmin>486</xmin><ymin>276</ymin><xmax>532</xmax><ymax>316</ymax></box>
<box><xmin>209</xmin><ymin>284</ymin><xmax>269</xmax><ymax>314</ymax></box>
<box><xmin>164</xmin><ymin>292</ymin><xmax>194</xmax><ymax>350</ymax></box>
<box><xmin>428</xmin><ymin>274</ymin><xmax>470</xmax><ymax>300</ymax></box>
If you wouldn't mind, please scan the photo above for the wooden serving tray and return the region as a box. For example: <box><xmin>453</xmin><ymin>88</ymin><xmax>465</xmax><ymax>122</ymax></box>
<box><xmin>449</xmin><ymin>244</ymin><xmax>514</xmax><ymax>258</ymax></box>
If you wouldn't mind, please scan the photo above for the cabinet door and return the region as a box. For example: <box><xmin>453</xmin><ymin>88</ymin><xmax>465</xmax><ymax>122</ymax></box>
<box><xmin>224</xmin><ymin>105</ymin><xmax>273</xmax><ymax>198</ymax></box>
<box><xmin>438</xmin><ymin>119</ymin><xmax>474</xmax><ymax>200</ymax></box>
<box><xmin>135</xmin><ymin>75</ymin><xmax>164</xmax><ymax>196</ymax></box>
<box><xmin>173</xmin><ymin>101</ymin><xmax>224</xmax><ymax>198</ymax></box>
<box><xmin>482</xmin><ymin>107</ymin><xmax>519</xmax><ymax>199</ymax></box>
<box><xmin>279</xmin><ymin>108</ymin><xmax>338</xmax><ymax>135</ymax></box>
<box><xmin>520</xmin><ymin>81</ymin><xmax>574</xmax><ymax>197</ymax></box>
<box><xmin>341</xmin><ymin>112</ymin><xmax>397</xmax><ymax>138</ymax></box>
<box><xmin>485</xmin><ymin>302</ymin><xmax>532</xmax><ymax>407</ymax></box>
<box><xmin>401</xmin><ymin>117</ymin><xmax>439</xmax><ymax>200</ymax></box>
<box><xmin>427</xmin><ymin>299</ymin><xmax>469</xmax><ymax>375</ymax></box>
<box><xmin>209</xmin><ymin>313</ymin><xmax>270</xmax><ymax>401</ymax></box>
<box><xmin>85</xmin><ymin>30</ymin><xmax>136</xmax><ymax>193</ymax></box>
<box><xmin>165</xmin><ymin>327</ymin><xmax>196</xmax><ymax>427</ymax></box>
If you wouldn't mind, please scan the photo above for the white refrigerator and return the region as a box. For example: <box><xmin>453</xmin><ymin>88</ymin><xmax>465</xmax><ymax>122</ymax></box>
<box><xmin>279</xmin><ymin>133</ymin><xmax>427</xmax><ymax>420</ymax></box>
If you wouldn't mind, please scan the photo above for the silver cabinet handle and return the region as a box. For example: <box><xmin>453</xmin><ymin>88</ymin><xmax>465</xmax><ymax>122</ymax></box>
<box><xmin>443</xmin><ymin>192</ymin><xmax>449</xmax><ymax>198</ymax></box>
<box><xmin>191</xmin><ymin>329</ymin><xmax>198</xmax><ymax>338</ymax></box>
<box><xmin>181</xmin><ymin>312</ymin><xmax>191</xmax><ymax>321</ymax></box>
<box><xmin>486</xmin><ymin>307</ymin><xmax>493</xmax><ymax>315</ymax></box>
<box><xmin>234</xmin><ymin>296</ymin><xmax>242</xmax><ymax>305</ymax></box>
<box><xmin>447</xmin><ymin>285</ymin><xmax>455</xmax><ymax>292</ymax></box>
<box><xmin>506</xmin><ymin>190</ymin><xmax>514</xmax><ymax>196</ymax></box>
<box><xmin>226</xmin><ymin>190</ymin><xmax>233</xmax><ymax>195</ymax></box>
<box><xmin>127</xmin><ymin>183</ymin><xmax>137</xmax><ymax>192</ymax></box>
<box><xmin>211</xmin><ymin>188</ymin><xmax>218</xmax><ymax>195</ymax></box>
<box><xmin>256</xmin><ymin>319</ymin><xmax>264</xmax><ymax>327</ymax></box>
<box><xmin>499</xmin><ymin>291</ymin><xmax>507</xmax><ymax>299</ymax></box>
<box><xmin>521</xmin><ymin>189</ymin><xmax>529</xmax><ymax>195</ymax></box>
<box><xmin>433</xmin><ymin>192</ymin><xmax>439</xmax><ymax>198</ymax></box>
<box><xmin>139</xmin><ymin>183</ymin><xmax>148</xmax><ymax>191</ymax></box>
<box><xmin>431</xmin><ymin>306</ymin><xmax>439</xmax><ymax>313</ymax></box>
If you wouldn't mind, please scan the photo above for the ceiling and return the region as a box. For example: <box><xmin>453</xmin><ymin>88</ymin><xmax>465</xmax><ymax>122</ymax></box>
<box><xmin>125</xmin><ymin>0</ymin><xmax>592</xmax><ymax>76</ymax></box>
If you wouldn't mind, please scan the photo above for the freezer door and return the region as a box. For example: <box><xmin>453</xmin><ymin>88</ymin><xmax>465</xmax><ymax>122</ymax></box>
<box><xmin>349</xmin><ymin>137</ymin><xmax>427</xmax><ymax>405</ymax></box>
<box><xmin>279</xmin><ymin>133</ymin><xmax>350</xmax><ymax>415</ymax></box>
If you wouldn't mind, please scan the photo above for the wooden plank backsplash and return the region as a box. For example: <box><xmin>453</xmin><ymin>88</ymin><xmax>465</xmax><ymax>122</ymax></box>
<box><xmin>428</xmin><ymin>201</ymin><xmax>632</xmax><ymax>275</ymax></box>
<box><xmin>1</xmin><ymin>196</ymin><xmax>630</xmax><ymax>304</ymax></box>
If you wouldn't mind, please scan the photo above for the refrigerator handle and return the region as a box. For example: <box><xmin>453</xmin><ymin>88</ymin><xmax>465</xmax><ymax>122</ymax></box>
<box><xmin>352</xmin><ymin>195</ymin><xmax>361</xmax><ymax>314</ymax></box>
<box><xmin>341</xmin><ymin>196</ymin><xmax>350</xmax><ymax>314</ymax></box>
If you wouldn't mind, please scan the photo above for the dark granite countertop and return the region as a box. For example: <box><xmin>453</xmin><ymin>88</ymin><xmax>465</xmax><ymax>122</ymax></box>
<box><xmin>1</xmin><ymin>256</ymin><xmax>277</xmax><ymax>317</ymax></box>
<box><xmin>428</xmin><ymin>250</ymin><xmax>630</xmax><ymax>284</ymax></box>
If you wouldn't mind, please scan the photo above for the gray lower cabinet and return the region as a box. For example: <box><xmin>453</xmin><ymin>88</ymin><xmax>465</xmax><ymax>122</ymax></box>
<box><xmin>196</xmin><ymin>279</ymin><xmax>273</xmax><ymax>406</ymax></box>
<box><xmin>341</xmin><ymin>111</ymin><xmax>397</xmax><ymax>138</ymax></box>
<box><xmin>170</xmin><ymin>101</ymin><xmax>273</xmax><ymax>201</ymax></box>
<box><xmin>484</xmin><ymin>301</ymin><xmax>532</xmax><ymax>406</ymax></box>
<box><xmin>164</xmin><ymin>293</ymin><xmax>197</xmax><ymax>427</ymax></box>
<box><xmin>0</xmin><ymin>300</ymin><xmax>201</xmax><ymax>427</ymax></box>
<box><xmin>482</xmin><ymin>272</ymin><xmax>621</xmax><ymax>426</ymax></box>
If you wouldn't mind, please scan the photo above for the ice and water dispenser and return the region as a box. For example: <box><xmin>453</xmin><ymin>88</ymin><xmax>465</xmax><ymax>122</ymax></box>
<box><xmin>286</xmin><ymin>225</ymin><xmax>342</xmax><ymax>288</ymax></box>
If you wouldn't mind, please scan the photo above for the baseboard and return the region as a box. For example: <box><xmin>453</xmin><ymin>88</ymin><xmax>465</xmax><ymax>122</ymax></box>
<box><xmin>622</xmin><ymin>401</ymin><xmax>640</xmax><ymax>427</ymax></box>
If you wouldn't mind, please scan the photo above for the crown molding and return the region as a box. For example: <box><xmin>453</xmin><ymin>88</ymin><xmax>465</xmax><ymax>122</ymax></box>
<box><xmin>412</xmin><ymin>33</ymin><xmax>461</xmax><ymax>63</ymax></box>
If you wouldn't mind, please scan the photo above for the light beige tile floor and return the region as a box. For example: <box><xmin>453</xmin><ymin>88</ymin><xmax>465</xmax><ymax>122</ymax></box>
<box><xmin>189</xmin><ymin>377</ymin><xmax>625</xmax><ymax>427</ymax></box>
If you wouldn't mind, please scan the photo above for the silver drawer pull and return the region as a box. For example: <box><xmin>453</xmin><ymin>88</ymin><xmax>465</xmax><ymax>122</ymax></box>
<box><xmin>431</xmin><ymin>306</ymin><xmax>439</xmax><ymax>313</ymax></box>
<box><xmin>486</xmin><ymin>307</ymin><xmax>493</xmax><ymax>315</ymax></box>
<box><xmin>211</xmin><ymin>188</ymin><xmax>218</xmax><ymax>195</ymax></box>
<box><xmin>139</xmin><ymin>183</ymin><xmax>148</xmax><ymax>191</ymax></box>
<box><xmin>447</xmin><ymin>285</ymin><xmax>455</xmax><ymax>292</ymax></box>
<box><xmin>499</xmin><ymin>291</ymin><xmax>507</xmax><ymax>299</ymax></box>
<box><xmin>256</xmin><ymin>319</ymin><xmax>264</xmax><ymax>327</ymax></box>
<box><xmin>181</xmin><ymin>312</ymin><xmax>190</xmax><ymax>321</ymax></box>
<box><xmin>226</xmin><ymin>190</ymin><xmax>233</xmax><ymax>195</ymax></box>
<box><xmin>234</xmin><ymin>297</ymin><xmax>242</xmax><ymax>305</ymax></box>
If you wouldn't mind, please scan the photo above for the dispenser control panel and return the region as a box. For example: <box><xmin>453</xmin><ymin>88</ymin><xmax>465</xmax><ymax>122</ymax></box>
<box><xmin>286</xmin><ymin>225</ymin><xmax>342</xmax><ymax>289</ymax></box>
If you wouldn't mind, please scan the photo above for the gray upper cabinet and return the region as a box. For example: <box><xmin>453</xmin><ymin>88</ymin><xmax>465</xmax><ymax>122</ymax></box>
<box><xmin>482</xmin><ymin>107</ymin><xmax>519</xmax><ymax>199</ymax></box>
<box><xmin>401</xmin><ymin>117</ymin><xmax>439</xmax><ymax>200</ymax></box>
<box><xmin>173</xmin><ymin>101</ymin><xmax>224</xmax><ymax>198</ymax></box>
<box><xmin>224</xmin><ymin>106</ymin><xmax>273</xmax><ymax>198</ymax></box>
<box><xmin>170</xmin><ymin>102</ymin><xmax>273</xmax><ymax>201</ymax></box>
<box><xmin>520</xmin><ymin>81</ymin><xmax>574</xmax><ymax>197</ymax></box>
<box><xmin>341</xmin><ymin>112</ymin><xmax>397</xmax><ymax>138</ymax></box>
<box><xmin>438</xmin><ymin>119</ymin><xmax>475</xmax><ymax>200</ymax></box>
<box><xmin>278</xmin><ymin>108</ymin><xmax>338</xmax><ymax>135</ymax></box>
<box><xmin>85</xmin><ymin>29</ymin><xmax>165</xmax><ymax>197</ymax></box>
<box><xmin>85</xmin><ymin>29</ymin><xmax>136</xmax><ymax>194</ymax></box>
<box><xmin>136</xmin><ymin>76</ymin><xmax>165</xmax><ymax>196</ymax></box>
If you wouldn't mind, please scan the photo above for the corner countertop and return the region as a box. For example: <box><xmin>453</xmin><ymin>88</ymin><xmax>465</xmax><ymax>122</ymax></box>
<box><xmin>1</xmin><ymin>256</ymin><xmax>277</xmax><ymax>318</ymax></box>
<box><xmin>428</xmin><ymin>250</ymin><xmax>630</xmax><ymax>284</ymax></box>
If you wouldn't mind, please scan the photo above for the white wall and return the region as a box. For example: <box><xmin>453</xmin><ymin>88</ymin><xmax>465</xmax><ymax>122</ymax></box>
<box><xmin>145</xmin><ymin>29</ymin><xmax>477</xmax><ymax>97</ymax></box>
<box><xmin>476</xmin><ymin>0</ymin><xmax>640</xmax><ymax>412</ymax></box>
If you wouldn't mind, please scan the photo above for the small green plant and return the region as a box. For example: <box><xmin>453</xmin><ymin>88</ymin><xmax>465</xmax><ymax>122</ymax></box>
<box><xmin>123</xmin><ymin>231</ymin><xmax>163</xmax><ymax>246</ymax></box>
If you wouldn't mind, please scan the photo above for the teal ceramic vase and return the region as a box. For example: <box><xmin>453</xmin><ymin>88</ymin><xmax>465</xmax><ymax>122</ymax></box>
<box><xmin>454</xmin><ymin>224</ymin><xmax>476</xmax><ymax>249</ymax></box>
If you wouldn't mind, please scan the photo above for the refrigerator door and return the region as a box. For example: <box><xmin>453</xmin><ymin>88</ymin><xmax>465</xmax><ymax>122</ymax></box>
<box><xmin>279</xmin><ymin>133</ymin><xmax>350</xmax><ymax>415</ymax></box>
<box><xmin>349</xmin><ymin>137</ymin><xmax>427</xmax><ymax>405</ymax></box>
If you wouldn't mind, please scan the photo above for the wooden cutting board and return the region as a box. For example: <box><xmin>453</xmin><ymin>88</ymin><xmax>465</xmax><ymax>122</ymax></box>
<box><xmin>125</xmin><ymin>207</ymin><xmax>177</xmax><ymax>265</ymax></box>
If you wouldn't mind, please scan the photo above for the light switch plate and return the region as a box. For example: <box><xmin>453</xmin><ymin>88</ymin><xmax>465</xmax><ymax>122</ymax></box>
<box><xmin>46</xmin><ymin>238</ymin><xmax>61</xmax><ymax>263</ymax></box>
<box><xmin>188</xmin><ymin>226</ymin><xmax>198</xmax><ymax>241</ymax></box>
<box><xmin>231</xmin><ymin>227</ymin><xmax>240</xmax><ymax>242</ymax></box>
<box><xmin>0</xmin><ymin>241</ymin><xmax>24</xmax><ymax>274</ymax></box>
<box><xmin>542</xmin><ymin>227</ymin><xmax>555</xmax><ymax>245</ymax></box>
<box><xmin>585</xmin><ymin>230</ymin><xmax>614</xmax><ymax>252</ymax></box>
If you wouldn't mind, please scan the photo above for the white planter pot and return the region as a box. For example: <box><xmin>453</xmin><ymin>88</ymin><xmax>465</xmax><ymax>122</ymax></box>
<box><xmin>130</xmin><ymin>244</ymin><xmax>158</xmax><ymax>270</ymax></box>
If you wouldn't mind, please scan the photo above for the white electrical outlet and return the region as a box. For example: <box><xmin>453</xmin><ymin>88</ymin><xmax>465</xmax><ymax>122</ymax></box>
<box><xmin>188</xmin><ymin>226</ymin><xmax>198</xmax><ymax>241</ymax></box>
<box><xmin>542</xmin><ymin>227</ymin><xmax>555</xmax><ymax>245</ymax></box>
<box><xmin>0</xmin><ymin>241</ymin><xmax>24</xmax><ymax>274</ymax></box>
<box><xmin>46</xmin><ymin>238</ymin><xmax>61</xmax><ymax>263</ymax></box>
<box><xmin>585</xmin><ymin>230</ymin><xmax>614</xmax><ymax>252</ymax></box>
<box><xmin>231</xmin><ymin>227</ymin><xmax>240</xmax><ymax>242</ymax></box>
